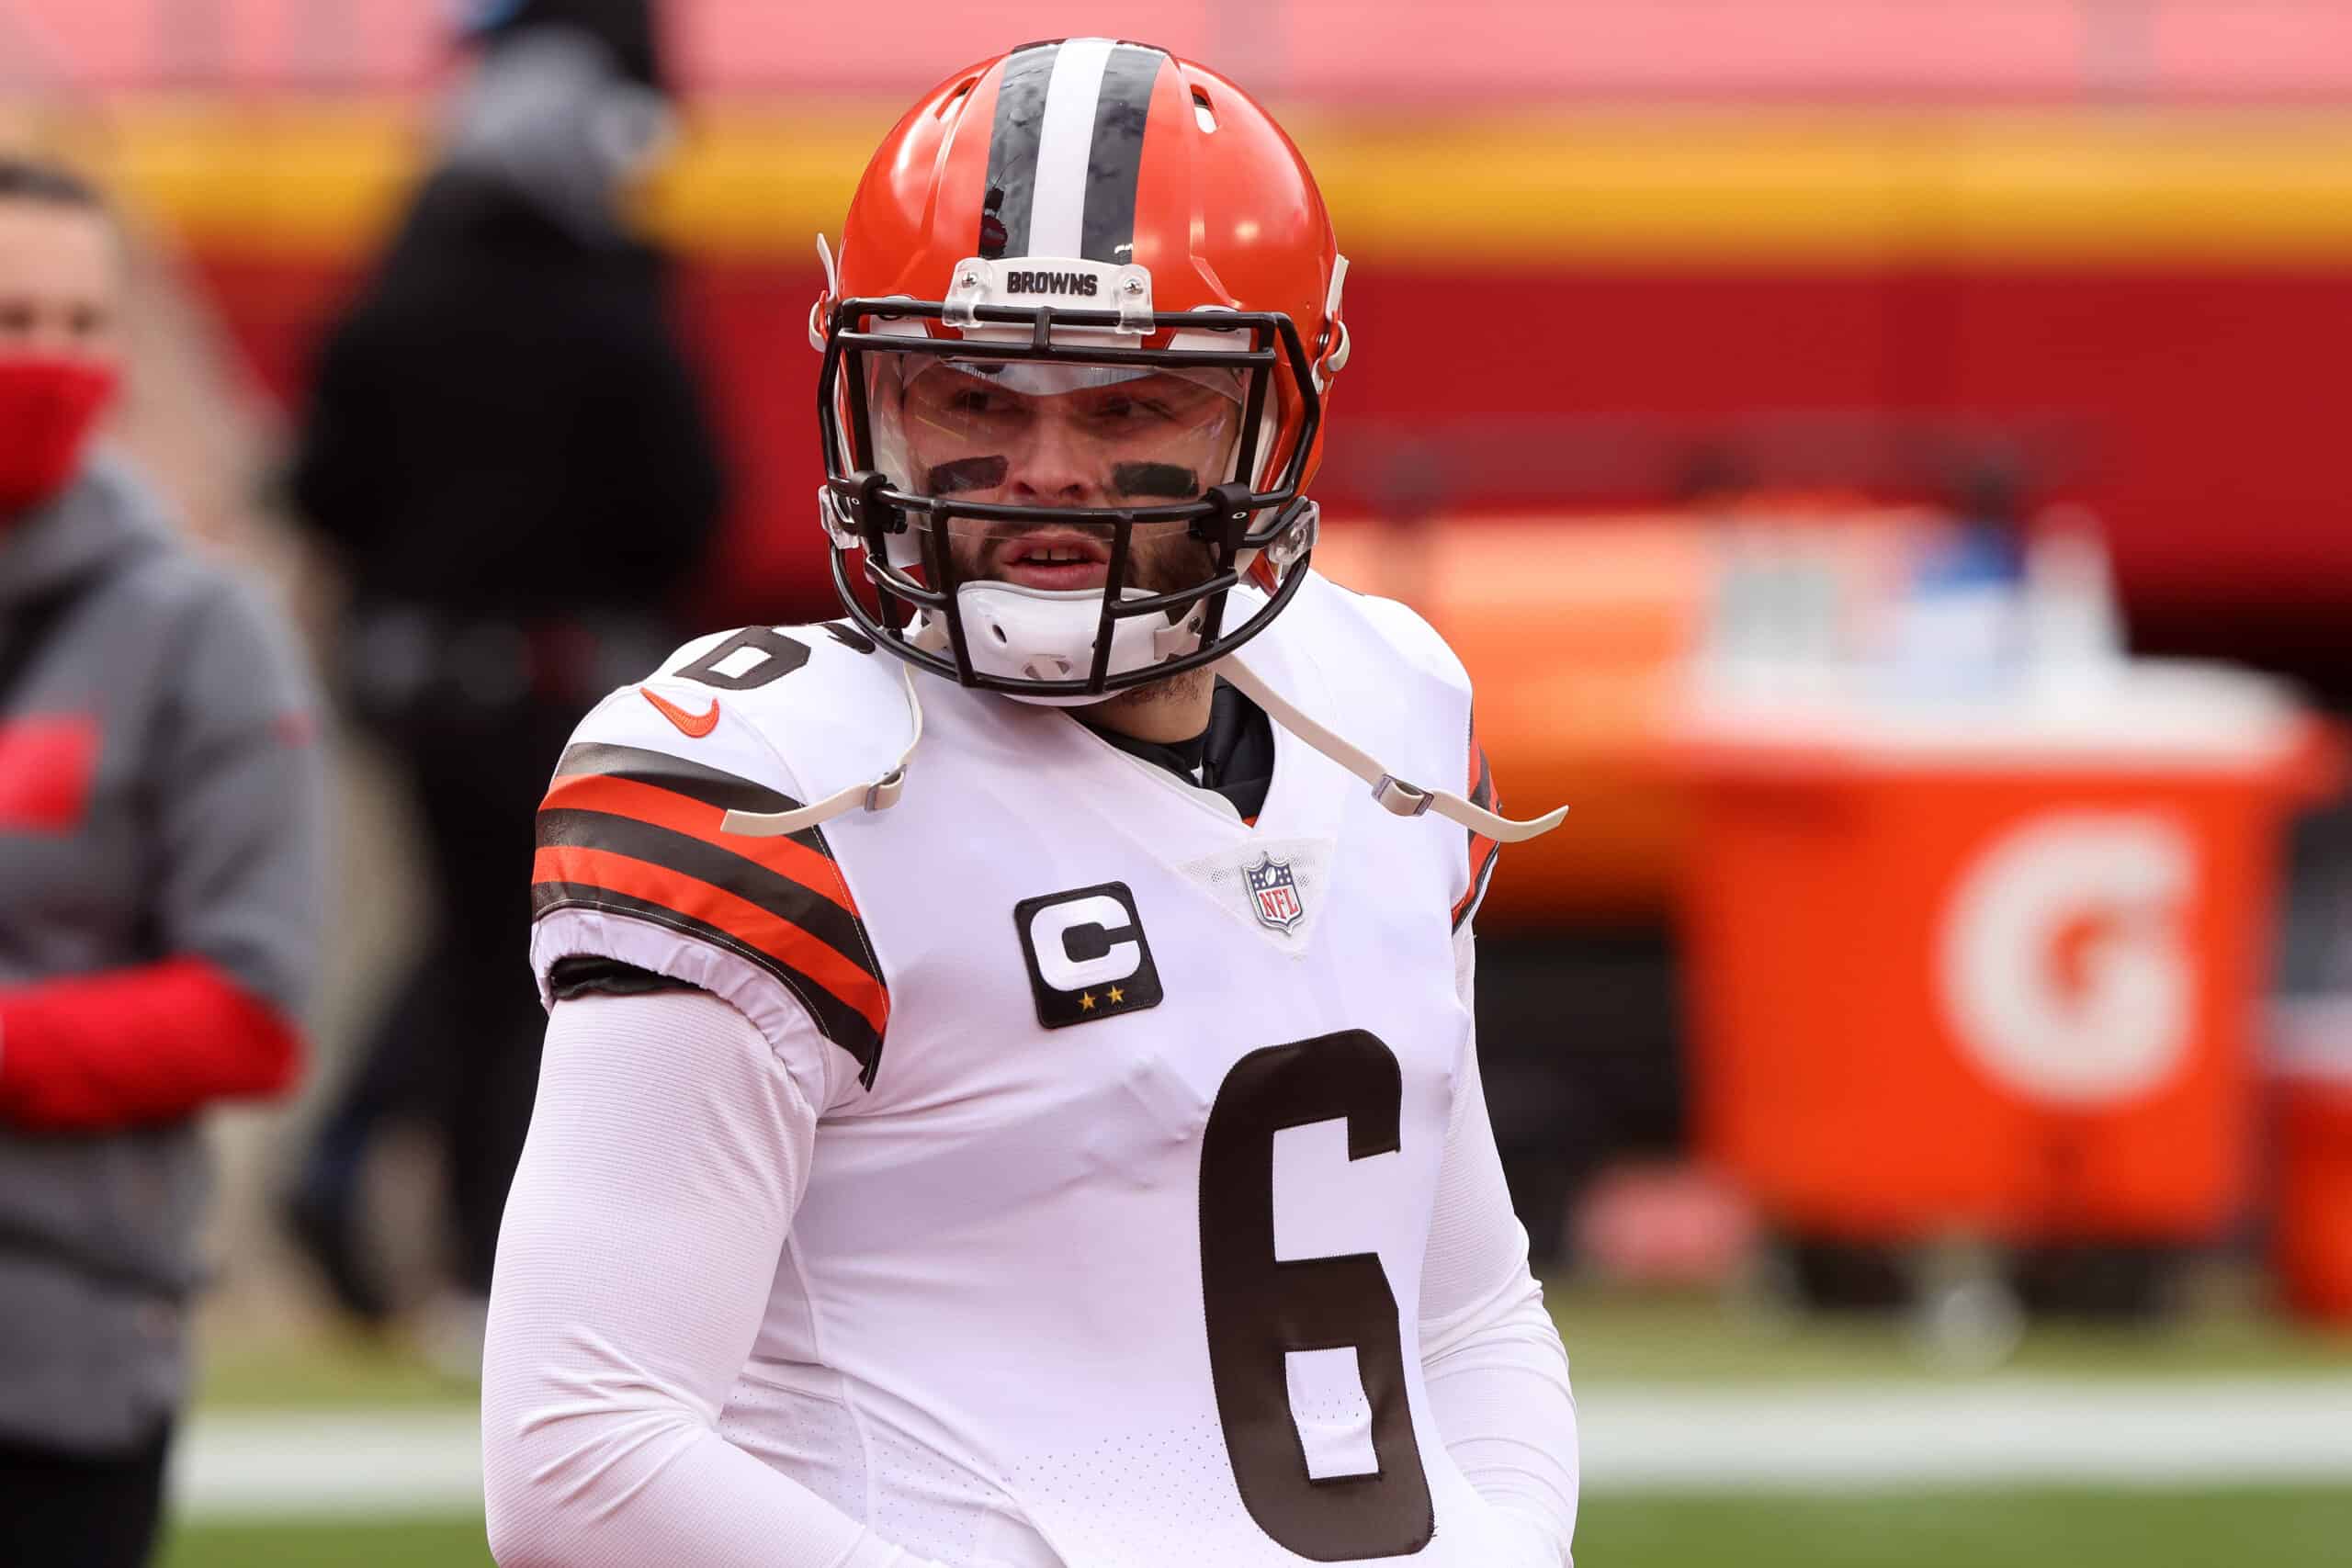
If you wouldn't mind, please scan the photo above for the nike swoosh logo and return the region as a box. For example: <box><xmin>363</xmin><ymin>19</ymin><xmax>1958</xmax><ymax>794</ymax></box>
<box><xmin>641</xmin><ymin>687</ymin><xmax>720</xmax><ymax>739</ymax></box>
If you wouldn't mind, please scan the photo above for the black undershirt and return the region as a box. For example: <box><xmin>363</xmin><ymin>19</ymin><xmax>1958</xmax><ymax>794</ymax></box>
<box><xmin>549</xmin><ymin>679</ymin><xmax>1276</xmax><ymax>1002</ymax></box>
<box><xmin>1073</xmin><ymin>676</ymin><xmax>1275</xmax><ymax>820</ymax></box>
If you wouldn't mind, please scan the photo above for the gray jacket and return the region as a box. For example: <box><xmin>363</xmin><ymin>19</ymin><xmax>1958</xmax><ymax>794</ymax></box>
<box><xmin>0</xmin><ymin>454</ymin><xmax>325</xmax><ymax>1453</ymax></box>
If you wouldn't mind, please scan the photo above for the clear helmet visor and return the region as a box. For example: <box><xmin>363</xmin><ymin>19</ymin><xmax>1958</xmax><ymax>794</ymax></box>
<box><xmin>855</xmin><ymin>351</ymin><xmax>1256</xmax><ymax>698</ymax></box>
<box><xmin>868</xmin><ymin>351</ymin><xmax>1246</xmax><ymax>508</ymax></box>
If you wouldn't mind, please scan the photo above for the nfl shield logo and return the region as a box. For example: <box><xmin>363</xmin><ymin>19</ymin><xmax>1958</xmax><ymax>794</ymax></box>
<box><xmin>1245</xmin><ymin>853</ymin><xmax>1306</xmax><ymax>932</ymax></box>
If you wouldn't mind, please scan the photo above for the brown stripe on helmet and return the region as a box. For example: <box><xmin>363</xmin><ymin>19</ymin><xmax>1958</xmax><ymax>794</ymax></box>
<box><xmin>1079</xmin><ymin>43</ymin><xmax>1168</xmax><ymax>265</ymax></box>
<box><xmin>979</xmin><ymin>41</ymin><xmax>1058</xmax><ymax>259</ymax></box>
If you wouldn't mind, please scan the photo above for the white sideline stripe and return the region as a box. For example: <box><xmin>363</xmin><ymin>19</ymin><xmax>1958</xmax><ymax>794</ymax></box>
<box><xmin>172</xmin><ymin>1380</ymin><xmax>2352</xmax><ymax>1520</ymax></box>
<box><xmin>1578</xmin><ymin>1379</ymin><xmax>2352</xmax><ymax>1492</ymax></box>
<box><xmin>172</xmin><ymin>1411</ymin><xmax>483</xmax><ymax>1521</ymax></box>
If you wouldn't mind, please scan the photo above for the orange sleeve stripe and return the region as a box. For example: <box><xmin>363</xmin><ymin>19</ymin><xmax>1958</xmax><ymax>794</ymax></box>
<box><xmin>540</xmin><ymin>771</ymin><xmax>855</xmax><ymax>914</ymax></box>
<box><xmin>1453</xmin><ymin>836</ymin><xmax>1500</xmax><ymax>920</ymax></box>
<box><xmin>1453</xmin><ymin>835</ymin><xmax>1501</xmax><ymax>927</ymax></box>
<box><xmin>533</xmin><ymin>843</ymin><xmax>888</xmax><ymax>1036</ymax></box>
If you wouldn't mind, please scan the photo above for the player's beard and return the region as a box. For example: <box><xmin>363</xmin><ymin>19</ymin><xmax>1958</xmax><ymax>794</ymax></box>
<box><xmin>1073</xmin><ymin>523</ymin><xmax>1219</xmax><ymax>725</ymax></box>
<box><xmin>1086</xmin><ymin>662</ymin><xmax>1215</xmax><ymax>727</ymax></box>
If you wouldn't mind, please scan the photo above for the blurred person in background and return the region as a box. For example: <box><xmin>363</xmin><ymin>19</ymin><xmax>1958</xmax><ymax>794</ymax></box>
<box><xmin>0</xmin><ymin>155</ymin><xmax>324</xmax><ymax>1567</ymax></box>
<box><xmin>280</xmin><ymin>0</ymin><xmax>725</xmax><ymax>1351</ymax></box>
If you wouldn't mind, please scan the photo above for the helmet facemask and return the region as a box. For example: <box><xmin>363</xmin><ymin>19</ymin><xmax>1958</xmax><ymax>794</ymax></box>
<box><xmin>818</xmin><ymin>292</ymin><xmax>1323</xmax><ymax>705</ymax></box>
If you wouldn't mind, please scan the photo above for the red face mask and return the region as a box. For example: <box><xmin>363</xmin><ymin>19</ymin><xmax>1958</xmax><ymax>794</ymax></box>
<box><xmin>0</xmin><ymin>357</ymin><xmax>119</xmax><ymax>518</ymax></box>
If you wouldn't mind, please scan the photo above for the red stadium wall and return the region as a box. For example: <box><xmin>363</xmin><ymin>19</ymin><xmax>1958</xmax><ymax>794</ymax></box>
<box><xmin>188</xmin><ymin>247</ymin><xmax>2352</xmax><ymax>661</ymax></box>
<box><xmin>15</xmin><ymin>15</ymin><xmax>2352</xmax><ymax>672</ymax></box>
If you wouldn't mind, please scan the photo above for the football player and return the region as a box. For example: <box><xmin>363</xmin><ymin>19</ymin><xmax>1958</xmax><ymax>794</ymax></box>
<box><xmin>483</xmin><ymin>39</ymin><xmax>1578</xmax><ymax>1568</ymax></box>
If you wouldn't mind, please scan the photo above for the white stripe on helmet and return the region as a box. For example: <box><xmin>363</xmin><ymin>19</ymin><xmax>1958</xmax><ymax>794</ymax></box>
<box><xmin>1028</xmin><ymin>39</ymin><xmax>1118</xmax><ymax>259</ymax></box>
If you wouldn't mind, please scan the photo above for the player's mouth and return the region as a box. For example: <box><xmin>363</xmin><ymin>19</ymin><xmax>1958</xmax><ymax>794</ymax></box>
<box><xmin>989</xmin><ymin>529</ymin><xmax>1114</xmax><ymax>591</ymax></box>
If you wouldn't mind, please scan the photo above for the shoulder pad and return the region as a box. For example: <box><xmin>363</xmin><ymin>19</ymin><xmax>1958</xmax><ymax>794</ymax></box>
<box><xmin>1270</xmin><ymin>573</ymin><xmax>1475</xmax><ymax>739</ymax></box>
<box><xmin>625</xmin><ymin>621</ymin><xmax>917</xmax><ymax>808</ymax></box>
<box><xmin>527</xmin><ymin>621</ymin><xmax>899</xmax><ymax>1091</ymax></box>
<box><xmin>1322</xmin><ymin>581</ymin><xmax>1474</xmax><ymax>698</ymax></box>
<box><xmin>1268</xmin><ymin>574</ymin><xmax>1495</xmax><ymax>929</ymax></box>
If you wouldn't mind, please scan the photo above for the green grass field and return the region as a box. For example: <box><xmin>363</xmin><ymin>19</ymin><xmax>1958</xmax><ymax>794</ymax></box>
<box><xmin>162</xmin><ymin>1487</ymin><xmax>2352</xmax><ymax>1568</ymax></box>
<box><xmin>163</xmin><ymin>1517</ymin><xmax>493</xmax><ymax>1567</ymax></box>
<box><xmin>171</xmin><ymin>1281</ymin><xmax>2352</xmax><ymax>1566</ymax></box>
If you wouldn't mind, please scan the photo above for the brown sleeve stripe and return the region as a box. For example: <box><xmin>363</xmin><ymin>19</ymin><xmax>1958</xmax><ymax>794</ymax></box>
<box><xmin>531</xmin><ymin>843</ymin><xmax>887</xmax><ymax>1035</ymax></box>
<box><xmin>532</xmin><ymin>742</ymin><xmax>888</xmax><ymax>1085</ymax></box>
<box><xmin>540</xmin><ymin>772</ymin><xmax>853</xmax><ymax>913</ymax></box>
<box><xmin>531</xmin><ymin>871</ymin><xmax>885</xmax><ymax>1089</ymax></box>
<box><xmin>556</xmin><ymin>741</ymin><xmax>807</xmax><ymax>820</ymax></box>
<box><xmin>535</xmin><ymin>806</ymin><xmax>874</xmax><ymax>976</ymax></box>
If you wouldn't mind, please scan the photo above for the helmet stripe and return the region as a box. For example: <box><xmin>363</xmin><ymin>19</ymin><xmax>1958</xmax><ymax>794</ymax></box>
<box><xmin>978</xmin><ymin>41</ymin><xmax>1058</xmax><ymax>259</ymax></box>
<box><xmin>1079</xmin><ymin>44</ymin><xmax>1166</xmax><ymax>264</ymax></box>
<box><xmin>1026</xmin><ymin>38</ymin><xmax>1118</xmax><ymax>258</ymax></box>
<box><xmin>978</xmin><ymin>39</ymin><xmax>1167</xmax><ymax>265</ymax></box>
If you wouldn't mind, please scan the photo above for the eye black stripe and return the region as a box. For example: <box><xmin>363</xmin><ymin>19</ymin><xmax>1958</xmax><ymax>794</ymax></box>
<box><xmin>1080</xmin><ymin>44</ymin><xmax>1165</xmax><ymax>265</ymax></box>
<box><xmin>980</xmin><ymin>42</ymin><xmax>1058</xmax><ymax>260</ymax></box>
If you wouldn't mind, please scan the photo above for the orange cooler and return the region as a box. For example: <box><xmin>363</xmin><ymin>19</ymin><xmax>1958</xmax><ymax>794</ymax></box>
<box><xmin>1675</xmin><ymin>667</ymin><xmax>2338</xmax><ymax>1244</ymax></box>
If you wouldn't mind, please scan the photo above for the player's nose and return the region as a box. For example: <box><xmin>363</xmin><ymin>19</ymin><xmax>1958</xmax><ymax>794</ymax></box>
<box><xmin>1002</xmin><ymin>412</ymin><xmax>1103</xmax><ymax>507</ymax></box>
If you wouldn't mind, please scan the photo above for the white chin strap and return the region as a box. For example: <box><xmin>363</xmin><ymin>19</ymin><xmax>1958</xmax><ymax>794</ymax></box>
<box><xmin>720</xmin><ymin>660</ymin><xmax>922</xmax><ymax>838</ymax></box>
<box><xmin>721</xmin><ymin>645</ymin><xmax>1566</xmax><ymax>846</ymax></box>
<box><xmin>951</xmin><ymin>581</ymin><xmax>1208</xmax><ymax>705</ymax></box>
<box><xmin>1217</xmin><ymin>654</ymin><xmax>1568</xmax><ymax>843</ymax></box>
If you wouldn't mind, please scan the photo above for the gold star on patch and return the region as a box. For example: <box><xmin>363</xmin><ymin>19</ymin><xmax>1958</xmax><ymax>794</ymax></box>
<box><xmin>1107</xmin><ymin>986</ymin><xmax>1125</xmax><ymax>1004</ymax></box>
<box><xmin>1079</xmin><ymin>991</ymin><xmax>1096</xmax><ymax>1011</ymax></box>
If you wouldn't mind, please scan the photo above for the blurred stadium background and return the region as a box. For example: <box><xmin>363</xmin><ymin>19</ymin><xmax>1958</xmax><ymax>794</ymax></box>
<box><xmin>6</xmin><ymin>1</ymin><xmax>2352</xmax><ymax>1563</ymax></box>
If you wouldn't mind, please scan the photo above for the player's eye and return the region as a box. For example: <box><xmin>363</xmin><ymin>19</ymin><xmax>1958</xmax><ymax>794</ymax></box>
<box><xmin>0</xmin><ymin>300</ymin><xmax>32</xmax><ymax>337</ymax></box>
<box><xmin>1089</xmin><ymin>396</ymin><xmax>1172</xmax><ymax>424</ymax></box>
<box><xmin>68</xmin><ymin>305</ymin><xmax>107</xmax><ymax>340</ymax></box>
<box><xmin>947</xmin><ymin>389</ymin><xmax>1014</xmax><ymax>417</ymax></box>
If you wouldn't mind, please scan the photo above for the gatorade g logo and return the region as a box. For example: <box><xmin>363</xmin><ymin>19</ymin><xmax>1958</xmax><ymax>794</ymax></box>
<box><xmin>1937</xmin><ymin>811</ymin><xmax>2195</xmax><ymax>1104</ymax></box>
<box><xmin>1014</xmin><ymin>882</ymin><xmax>1164</xmax><ymax>1029</ymax></box>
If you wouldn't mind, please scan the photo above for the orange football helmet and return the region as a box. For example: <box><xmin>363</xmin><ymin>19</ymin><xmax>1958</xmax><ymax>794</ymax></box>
<box><xmin>813</xmin><ymin>39</ymin><xmax>1351</xmax><ymax>701</ymax></box>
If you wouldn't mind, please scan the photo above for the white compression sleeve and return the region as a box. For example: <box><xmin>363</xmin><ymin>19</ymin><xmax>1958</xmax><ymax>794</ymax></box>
<box><xmin>481</xmin><ymin>988</ymin><xmax>944</xmax><ymax>1568</ymax></box>
<box><xmin>1418</xmin><ymin>927</ymin><xmax>1581</xmax><ymax>1566</ymax></box>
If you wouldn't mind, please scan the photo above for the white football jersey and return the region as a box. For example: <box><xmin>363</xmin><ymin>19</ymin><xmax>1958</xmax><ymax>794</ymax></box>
<box><xmin>527</xmin><ymin>572</ymin><xmax>1517</xmax><ymax>1567</ymax></box>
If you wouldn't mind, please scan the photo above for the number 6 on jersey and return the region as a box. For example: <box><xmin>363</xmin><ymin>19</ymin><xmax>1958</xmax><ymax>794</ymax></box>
<box><xmin>1201</xmin><ymin>1030</ymin><xmax>1434</xmax><ymax>1561</ymax></box>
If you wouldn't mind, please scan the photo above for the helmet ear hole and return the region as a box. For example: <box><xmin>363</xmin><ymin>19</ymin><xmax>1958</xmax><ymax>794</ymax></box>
<box><xmin>938</xmin><ymin>76</ymin><xmax>980</xmax><ymax>116</ymax></box>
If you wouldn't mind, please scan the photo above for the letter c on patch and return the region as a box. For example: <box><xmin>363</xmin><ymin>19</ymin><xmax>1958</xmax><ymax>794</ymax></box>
<box><xmin>1027</xmin><ymin>895</ymin><xmax>1143</xmax><ymax>990</ymax></box>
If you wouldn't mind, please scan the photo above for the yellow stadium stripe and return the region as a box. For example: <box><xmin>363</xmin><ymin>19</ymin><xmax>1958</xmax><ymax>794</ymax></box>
<box><xmin>53</xmin><ymin>98</ymin><xmax>2352</xmax><ymax>266</ymax></box>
